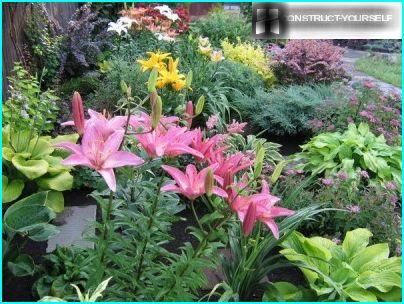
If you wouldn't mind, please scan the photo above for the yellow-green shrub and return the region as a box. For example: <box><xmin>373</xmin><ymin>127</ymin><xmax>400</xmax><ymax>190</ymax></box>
<box><xmin>221</xmin><ymin>39</ymin><xmax>275</xmax><ymax>86</ymax></box>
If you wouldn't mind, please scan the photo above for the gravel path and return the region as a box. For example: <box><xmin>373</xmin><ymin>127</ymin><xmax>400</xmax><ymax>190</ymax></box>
<box><xmin>342</xmin><ymin>49</ymin><xmax>401</xmax><ymax>95</ymax></box>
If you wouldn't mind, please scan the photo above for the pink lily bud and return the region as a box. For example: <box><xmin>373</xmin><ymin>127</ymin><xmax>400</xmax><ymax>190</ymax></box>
<box><xmin>72</xmin><ymin>91</ymin><xmax>85</xmax><ymax>136</ymax></box>
<box><xmin>185</xmin><ymin>100</ymin><xmax>194</xmax><ymax>128</ymax></box>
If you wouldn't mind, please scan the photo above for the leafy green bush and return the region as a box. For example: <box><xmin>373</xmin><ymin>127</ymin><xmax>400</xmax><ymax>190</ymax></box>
<box><xmin>233</xmin><ymin>84</ymin><xmax>336</xmax><ymax>135</ymax></box>
<box><xmin>313</xmin><ymin>82</ymin><xmax>402</xmax><ymax>145</ymax></box>
<box><xmin>276</xmin><ymin>174</ymin><xmax>401</xmax><ymax>251</ymax></box>
<box><xmin>3</xmin><ymin>192</ymin><xmax>60</xmax><ymax>279</ymax></box>
<box><xmin>3</xmin><ymin>63</ymin><xmax>59</xmax><ymax>133</ymax></box>
<box><xmin>294</xmin><ymin>123</ymin><xmax>402</xmax><ymax>189</ymax></box>
<box><xmin>2</xmin><ymin>125</ymin><xmax>78</xmax><ymax>211</ymax></box>
<box><xmin>275</xmin><ymin>228</ymin><xmax>402</xmax><ymax>302</ymax></box>
<box><xmin>190</xmin><ymin>10</ymin><xmax>251</xmax><ymax>47</ymax></box>
<box><xmin>25</xmin><ymin>3</ymin><xmax>64</xmax><ymax>85</ymax></box>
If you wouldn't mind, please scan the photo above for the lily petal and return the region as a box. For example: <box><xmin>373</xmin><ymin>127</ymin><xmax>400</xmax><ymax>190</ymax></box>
<box><xmin>103</xmin><ymin>151</ymin><xmax>144</xmax><ymax>168</ymax></box>
<box><xmin>161</xmin><ymin>165</ymin><xmax>189</xmax><ymax>189</ymax></box>
<box><xmin>98</xmin><ymin>168</ymin><xmax>116</xmax><ymax>192</ymax></box>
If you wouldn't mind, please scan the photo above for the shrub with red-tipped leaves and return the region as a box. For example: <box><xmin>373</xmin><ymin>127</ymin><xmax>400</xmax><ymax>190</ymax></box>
<box><xmin>268</xmin><ymin>40</ymin><xmax>347</xmax><ymax>84</ymax></box>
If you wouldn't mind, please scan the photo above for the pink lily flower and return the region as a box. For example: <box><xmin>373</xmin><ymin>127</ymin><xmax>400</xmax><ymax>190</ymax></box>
<box><xmin>208</xmin><ymin>151</ymin><xmax>253</xmax><ymax>179</ymax></box>
<box><xmin>190</xmin><ymin>128</ymin><xmax>223</xmax><ymax>162</ymax></box>
<box><xmin>232</xmin><ymin>180</ymin><xmax>294</xmax><ymax>238</ymax></box>
<box><xmin>55</xmin><ymin>121</ymin><xmax>144</xmax><ymax>191</ymax></box>
<box><xmin>135</xmin><ymin>126</ymin><xmax>203</xmax><ymax>159</ymax></box>
<box><xmin>129</xmin><ymin>111</ymin><xmax>179</xmax><ymax>133</ymax></box>
<box><xmin>161</xmin><ymin>164</ymin><xmax>227</xmax><ymax>200</ymax></box>
<box><xmin>62</xmin><ymin>109</ymin><xmax>127</xmax><ymax>140</ymax></box>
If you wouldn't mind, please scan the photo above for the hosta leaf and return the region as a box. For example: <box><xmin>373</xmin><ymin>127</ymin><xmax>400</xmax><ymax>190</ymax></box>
<box><xmin>44</xmin><ymin>155</ymin><xmax>69</xmax><ymax>174</ymax></box>
<box><xmin>342</xmin><ymin>228</ymin><xmax>372</xmax><ymax>260</ymax></box>
<box><xmin>8</xmin><ymin>254</ymin><xmax>35</xmax><ymax>277</ymax></box>
<box><xmin>373</xmin><ymin>286</ymin><xmax>402</xmax><ymax>302</ymax></box>
<box><xmin>2</xmin><ymin>176</ymin><xmax>24</xmax><ymax>203</ymax></box>
<box><xmin>26</xmin><ymin>223</ymin><xmax>60</xmax><ymax>242</ymax></box>
<box><xmin>12</xmin><ymin>154</ymin><xmax>49</xmax><ymax>180</ymax></box>
<box><xmin>28</xmin><ymin>137</ymin><xmax>53</xmax><ymax>159</ymax></box>
<box><xmin>36</xmin><ymin>171</ymin><xmax>73</xmax><ymax>192</ymax></box>
<box><xmin>357</xmin><ymin>270</ymin><xmax>402</xmax><ymax>292</ymax></box>
<box><xmin>350</xmin><ymin>243</ymin><xmax>389</xmax><ymax>271</ymax></box>
<box><xmin>44</xmin><ymin>191</ymin><xmax>65</xmax><ymax>213</ymax></box>
<box><xmin>344</xmin><ymin>284</ymin><xmax>377</xmax><ymax>302</ymax></box>
<box><xmin>3</xmin><ymin>192</ymin><xmax>55</xmax><ymax>232</ymax></box>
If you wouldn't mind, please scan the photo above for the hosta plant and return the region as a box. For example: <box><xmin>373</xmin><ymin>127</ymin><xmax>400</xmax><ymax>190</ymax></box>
<box><xmin>276</xmin><ymin>228</ymin><xmax>402</xmax><ymax>302</ymax></box>
<box><xmin>3</xmin><ymin>192</ymin><xmax>60</xmax><ymax>278</ymax></box>
<box><xmin>2</xmin><ymin>125</ymin><xmax>78</xmax><ymax>211</ymax></box>
<box><xmin>294</xmin><ymin>123</ymin><xmax>402</xmax><ymax>190</ymax></box>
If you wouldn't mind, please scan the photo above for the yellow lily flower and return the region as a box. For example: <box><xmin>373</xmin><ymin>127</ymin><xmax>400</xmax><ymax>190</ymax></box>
<box><xmin>137</xmin><ymin>51</ymin><xmax>171</xmax><ymax>72</ymax></box>
<box><xmin>156</xmin><ymin>57</ymin><xmax>186</xmax><ymax>91</ymax></box>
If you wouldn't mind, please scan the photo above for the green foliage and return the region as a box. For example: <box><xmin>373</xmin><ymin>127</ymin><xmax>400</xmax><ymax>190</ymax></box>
<box><xmin>226</xmin><ymin>133</ymin><xmax>283</xmax><ymax>167</ymax></box>
<box><xmin>3</xmin><ymin>63</ymin><xmax>60</xmax><ymax>133</ymax></box>
<box><xmin>190</xmin><ymin>10</ymin><xmax>251</xmax><ymax>47</ymax></box>
<box><xmin>294</xmin><ymin>123</ymin><xmax>402</xmax><ymax>189</ymax></box>
<box><xmin>2</xmin><ymin>125</ymin><xmax>78</xmax><ymax>210</ymax></box>
<box><xmin>34</xmin><ymin>246</ymin><xmax>94</xmax><ymax>300</ymax></box>
<box><xmin>234</xmin><ymin>84</ymin><xmax>336</xmax><ymax>135</ymax></box>
<box><xmin>3</xmin><ymin>192</ymin><xmax>60</xmax><ymax>281</ymax></box>
<box><xmin>277</xmin><ymin>174</ymin><xmax>401</xmax><ymax>252</ymax></box>
<box><xmin>25</xmin><ymin>3</ymin><xmax>64</xmax><ymax>85</ymax></box>
<box><xmin>279</xmin><ymin>228</ymin><xmax>402</xmax><ymax>301</ymax></box>
<box><xmin>58</xmin><ymin>75</ymin><xmax>101</xmax><ymax>98</ymax></box>
<box><xmin>39</xmin><ymin>277</ymin><xmax>112</xmax><ymax>302</ymax></box>
<box><xmin>218</xmin><ymin>205</ymin><xmax>327</xmax><ymax>301</ymax></box>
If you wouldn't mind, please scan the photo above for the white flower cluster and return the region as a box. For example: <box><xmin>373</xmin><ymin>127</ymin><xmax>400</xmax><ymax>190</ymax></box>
<box><xmin>154</xmin><ymin>5</ymin><xmax>180</xmax><ymax>22</ymax></box>
<box><xmin>107</xmin><ymin>17</ymin><xmax>133</xmax><ymax>36</ymax></box>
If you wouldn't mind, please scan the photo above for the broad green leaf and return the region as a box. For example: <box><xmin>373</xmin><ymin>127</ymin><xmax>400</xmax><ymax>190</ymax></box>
<box><xmin>8</xmin><ymin>254</ymin><xmax>35</xmax><ymax>277</ymax></box>
<box><xmin>374</xmin><ymin>286</ymin><xmax>402</xmax><ymax>302</ymax></box>
<box><xmin>342</xmin><ymin>228</ymin><xmax>372</xmax><ymax>259</ymax></box>
<box><xmin>357</xmin><ymin>270</ymin><xmax>402</xmax><ymax>292</ymax></box>
<box><xmin>12</xmin><ymin>154</ymin><xmax>48</xmax><ymax>180</ymax></box>
<box><xmin>44</xmin><ymin>191</ymin><xmax>65</xmax><ymax>213</ymax></box>
<box><xmin>2</xmin><ymin>147</ymin><xmax>15</xmax><ymax>161</ymax></box>
<box><xmin>344</xmin><ymin>284</ymin><xmax>377</xmax><ymax>302</ymax></box>
<box><xmin>2</xmin><ymin>176</ymin><xmax>24</xmax><ymax>203</ymax></box>
<box><xmin>350</xmin><ymin>243</ymin><xmax>389</xmax><ymax>271</ymax></box>
<box><xmin>44</xmin><ymin>155</ymin><xmax>69</xmax><ymax>174</ymax></box>
<box><xmin>36</xmin><ymin>171</ymin><xmax>73</xmax><ymax>192</ymax></box>
<box><xmin>26</xmin><ymin>223</ymin><xmax>59</xmax><ymax>242</ymax></box>
<box><xmin>3</xmin><ymin>192</ymin><xmax>55</xmax><ymax>232</ymax></box>
<box><xmin>28</xmin><ymin>137</ymin><xmax>53</xmax><ymax>159</ymax></box>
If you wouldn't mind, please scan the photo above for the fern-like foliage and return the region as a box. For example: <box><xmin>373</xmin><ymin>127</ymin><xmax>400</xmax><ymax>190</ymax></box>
<box><xmin>234</xmin><ymin>84</ymin><xmax>337</xmax><ymax>136</ymax></box>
